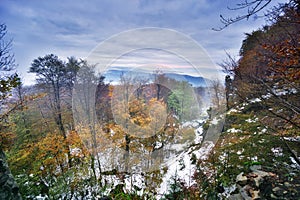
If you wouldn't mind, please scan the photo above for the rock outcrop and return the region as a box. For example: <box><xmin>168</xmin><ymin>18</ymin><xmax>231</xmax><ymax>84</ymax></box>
<box><xmin>0</xmin><ymin>150</ymin><xmax>22</xmax><ymax>200</ymax></box>
<box><xmin>228</xmin><ymin>165</ymin><xmax>299</xmax><ymax>199</ymax></box>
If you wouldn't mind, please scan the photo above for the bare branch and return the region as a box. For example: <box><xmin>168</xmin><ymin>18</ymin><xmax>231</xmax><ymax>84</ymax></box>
<box><xmin>0</xmin><ymin>24</ymin><xmax>15</xmax><ymax>70</ymax></box>
<box><xmin>218</xmin><ymin>51</ymin><xmax>239</xmax><ymax>76</ymax></box>
<box><xmin>213</xmin><ymin>0</ymin><xmax>272</xmax><ymax>31</ymax></box>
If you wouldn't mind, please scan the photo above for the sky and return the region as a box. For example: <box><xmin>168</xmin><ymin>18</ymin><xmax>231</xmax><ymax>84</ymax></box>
<box><xmin>0</xmin><ymin>0</ymin><xmax>286</xmax><ymax>85</ymax></box>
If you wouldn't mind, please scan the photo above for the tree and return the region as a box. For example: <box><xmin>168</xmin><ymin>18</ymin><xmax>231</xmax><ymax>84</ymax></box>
<box><xmin>225</xmin><ymin>75</ymin><xmax>233</xmax><ymax>110</ymax></box>
<box><xmin>167</xmin><ymin>80</ymin><xmax>199</xmax><ymax>121</ymax></box>
<box><xmin>29</xmin><ymin>54</ymin><xmax>81</xmax><ymax>171</ymax></box>
<box><xmin>220</xmin><ymin>2</ymin><xmax>300</xmax><ymax>165</ymax></box>
<box><xmin>167</xmin><ymin>91</ymin><xmax>181</xmax><ymax>116</ymax></box>
<box><xmin>0</xmin><ymin>24</ymin><xmax>20</xmax><ymax>102</ymax></box>
<box><xmin>209</xmin><ymin>79</ymin><xmax>225</xmax><ymax>111</ymax></box>
<box><xmin>226</xmin><ymin>5</ymin><xmax>300</xmax><ymax>127</ymax></box>
<box><xmin>113</xmin><ymin>72</ymin><xmax>135</xmax><ymax>171</ymax></box>
<box><xmin>153</xmin><ymin>69</ymin><xmax>164</xmax><ymax>100</ymax></box>
<box><xmin>64</xmin><ymin>56</ymin><xmax>82</xmax><ymax>129</ymax></box>
<box><xmin>95</xmin><ymin>76</ymin><xmax>113</xmax><ymax>123</ymax></box>
<box><xmin>73</xmin><ymin>61</ymin><xmax>102</xmax><ymax>181</ymax></box>
<box><xmin>239</xmin><ymin>30</ymin><xmax>264</xmax><ymax>56</ymax></box>
<box><xmin>29</xmin><ymin>54</ymin><xmax>68</xmax><ymax>136</ymax></box>
<box><xmin>0</xmin><ymin>24</ymin><xmax>14</xmax><ymax>69</ymax></box>
<box><xmin>0</xmin><ymin>23</ymin><xmax>22</xmax><ymax>200</ymax></box>
<box><xmin>65</xmin><ymin>57</ymin><xmax>81</xmax><ymax>91</ymax></box>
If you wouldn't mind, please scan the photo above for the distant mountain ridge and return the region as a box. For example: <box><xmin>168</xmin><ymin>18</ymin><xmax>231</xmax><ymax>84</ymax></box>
<box><xmin>164</xmin><ymin>73</ymin><xmax>207</xmax><ymax>87</ymax></box>
<box><xmin>103</xmin><ymin>69</ymin><xmax>208</xmax><ymax>87</ymax></box>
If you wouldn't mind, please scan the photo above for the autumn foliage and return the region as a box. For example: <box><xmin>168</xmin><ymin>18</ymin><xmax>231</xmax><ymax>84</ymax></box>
<box><xmin>226</xmin><ymin>4</ymin><xmax>300</xmax><ymax>131</ymax></box>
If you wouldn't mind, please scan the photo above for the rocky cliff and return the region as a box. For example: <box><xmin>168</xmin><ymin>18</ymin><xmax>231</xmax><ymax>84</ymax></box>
<box><xmin>0</xmin><ymin>150</ymin><xmax>22</xmax><ymax>200</ymax></box>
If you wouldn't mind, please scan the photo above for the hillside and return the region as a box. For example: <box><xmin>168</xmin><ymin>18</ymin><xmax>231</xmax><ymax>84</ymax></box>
<box><xmin>0</xmin><ymin>1</ymin><xmax>299</xmax><ymax>199</ymax></box>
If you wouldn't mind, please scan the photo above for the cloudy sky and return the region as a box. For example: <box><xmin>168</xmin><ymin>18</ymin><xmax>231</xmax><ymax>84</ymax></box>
<box><xmin>1</xmin><ymin>0</ymin><xmax>285</xmax><ymax>85</ymax></box>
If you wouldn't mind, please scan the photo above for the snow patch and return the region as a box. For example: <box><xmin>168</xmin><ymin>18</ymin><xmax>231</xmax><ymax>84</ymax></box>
<box><xmin>170</xmin><ymin>143</ymin><xmax>186</xmax><ymax>152</ymax></box>
<box><xmin>124</xmin><ymin>173</ymin><xmax>146</xmax><ymax>196</ymax></box>
<box><xmin>237</xmin><ymin>149</ymin><xmax>244</xmax><ymax>155</ymax></box>
<box><xmin>250</xmin><ymin>98</ymin><xmax>261</xmax><ymax>103</ymax></box>
<box><xmin>245</xmin><ymin>118</ymin><xmax>258</xmax><ymax>123</ymax></box>
<box><xmin>211</xmin><ymin>117</ymin><xmax>219</xmax><ymax>125</ymax></box>
<box><xmin>262</xmin><ymin>93</ymin><xmax>272</xmax><ymax>99</ymax></box>
<box><xmin>194</xmin><ymin>126</ymin><xmax>204</xmax><ymax>144</ymax></box>
<box><xmin>182</xmin><ymin>119</ymin><xmax>204</xmax><ymax>128</ymax></box>
<box><xmin>271</xmin><ymin>147</ymin><xmax>283</xmax><ymax>157</ymax></box>
<box><xmin>284</xmin><ymin>136</ymin><xmax>300</xmax><ymax>142</ymax></box>
<box><xmin>222</xmin><ymin>184</ymin><xmax>237</xmax><ymax>199</ymax></box>
<box><xmin>290</xmin><ymin>157</ymin><xmax>300</xmax><ymax>169</ymax></box>
<box><xmin>227</xmin><ymin>128</ymin><xmax>242</xmax><ymax>133</ymax></box>
<box><xmin>110</xmin><ymin>129</ymin><xmax>115</xmax><ymax>136</ymax></box>
<box><xmin>261</xmin><ymin>128</ymin><xmax>267</xmax><ymax>134</ymax></box>
<box><xmin>35</xmin><ymin>195</ymin><xmax>48</xmax><ymax>200</ymax></box>
<box><xmin>227</xmin><ymin>108</ymin><xmax>240</xmax><ymax>114</ymax></box>
<box><xmin>70</xmin><ymin>147</ymin><xmax>83</xmax><ymax>157</ymax></box>
<box><xmin>251</xmin><ymin>156</ymin><xmax>258</xmax><ymax>162</ymax></box>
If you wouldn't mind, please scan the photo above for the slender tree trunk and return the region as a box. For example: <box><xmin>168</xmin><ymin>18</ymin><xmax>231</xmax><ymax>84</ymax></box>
<box><xmin>90</xmin><ymin>124</ymin><xmax>102</xmax><ymax>184</ymax></box>
<box><xmin>157</xmin><ymin>83</ymin><xmax>161</xmax><ymax>100</ymax></box>
<box><xmin>54</xmin><ymin>82</ymin><xmax>65</xmax><ymax>136</ymax></box>
<box><xmin>52</xmin><ymin>82</ymin><xmax>73</xmax><ymax>168</ymax></box>
<box><xmin>91</xmin><ymin>155</ymin><xmax>97</xmax><ymax>181</ymax></box>
<box><xmin>124</xmin><ymin>134</ymin><xmax>130</xmax><ymax>172</ymax></box>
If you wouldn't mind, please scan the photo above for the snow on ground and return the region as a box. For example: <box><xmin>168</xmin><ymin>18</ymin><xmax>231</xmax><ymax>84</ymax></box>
<box><xmin>271</xmin><ymin>147</ymin><xmax>283</xmax><ymax>157</ymax></box>
<box><xmin>260</xmin><ymin>128</ymin><xmax>268</xmax><ymax>134</ymax></box>
<box><xmin>35</xmin><ymin>195</ymin><xmax>48</xmax><ymax>200</ymax></box>
<box><xmin>260</xmin><ymin>87</ymin><xmax>297</xmax><ymax>100</ymax></box>
<box><xmin>273</xmin><ymin>88</ymin><xmax>295</xmax><ymax>96</ymax></box>
<box><xmin>156</xmin><ymin>115</ymin><xmax>215</xmax><ymax>198</ymax></box>
<box><xmin>227</xmin><ymin>108</ymin><xmax>240</xmax><ymax>114</ymax></box>
<box><xmin>250</xmin><ymin>98</ymin><xmax>262</xmax><ymax>103</ymax></box>
<box><xmin>211</xmin><ymin>117</ymin><xmax>219</xmax><ymax>125</ymax></box>
<box><xmin>181</xmin><ymin>119</ymin><xmax>205</xmax><ymax>128</ymax></box>
<box><xmin>284</xmin><ymin>136</ymin><xmax>300</xmax><ymax>142</ymax></box>
<box><xmin>227</xmin><ymin>128</ymin><xmax>242</xmax><ymax>133</ymax></box>
<box><xmin>95</xmin><ymin>109</ymin><xmax>212</xmax><ymax>198</ymax></box>
<box><xmin>262</xmin><ymin>93</ymin><xmax>272</xmax><ymax>99</ymax></box>
<box><xmin>237</xmin><ymin>149</ymin><xmax>244</xmax><ymax>155</ymax></box>
<box><xmin>290</xmin><ymin>157</ymin><xmax>300</xmax><ymax>169</ymax></box>
<box><xmin>124</xmin><ymin>173</ymin><xmax>146</xmax><ymax>195</ymax></box>
<box><xmin>70</xmin><ymin>147</ymin><xmax>84</xmax><ymax>157</ymax></box>
<box><xmin>157</xmin><ymin>138</ymin><xmax>214</xmax><ymax>198</ymax></box>
<box><xmin>194</xmin><ymin>126</ymin><xmax>203</xmax><ymax>144</ymax></box>
<box><xmin>193</xmin><ymin>141</ymin><xmax>215</xmax><ymax>160</ymax></box>
<box><xmin>245</xmin><ymin>117</ymin><xmax>258</xmax><ymax>123</ymax></box>
<box><xmin>221</xmin><ymin>184</ymin><xmax>237</xmax><ymax>199</ymax></box>
<box><xmin>169</xmin><ymin>143</ymin><xmax>187</xmax><ymax>152</ymax></box>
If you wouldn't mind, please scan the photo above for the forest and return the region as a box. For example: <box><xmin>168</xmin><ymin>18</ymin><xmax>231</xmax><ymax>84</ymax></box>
<box><xmin>0</xmin><ymin>0</ymin><xmax>299</xmax><ymax>199</ymax></box>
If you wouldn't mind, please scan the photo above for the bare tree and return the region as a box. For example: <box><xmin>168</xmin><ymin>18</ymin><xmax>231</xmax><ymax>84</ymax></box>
<box><xmin>0</xmin><ymin>24</ymin><xmax>14</xmax><ymax>70</ymax></box>
<box><xmin>0</xmin><ymin>24</ymin><xmax>20</xmax><ymax>101</ymax></box>
<box><xmin>73</xmin><ymin>61</ymin><xmax>103</xmax><ymax>182</ymax></box>
<box><xmin>0</xmin><ymin>23</ymin><xmax>22</xmax><ymax>200</ymax></box>
<box><xmin>209</xmin><ymin>79</ymin><xmax>225</xmax><ymax>110</ymax></box>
